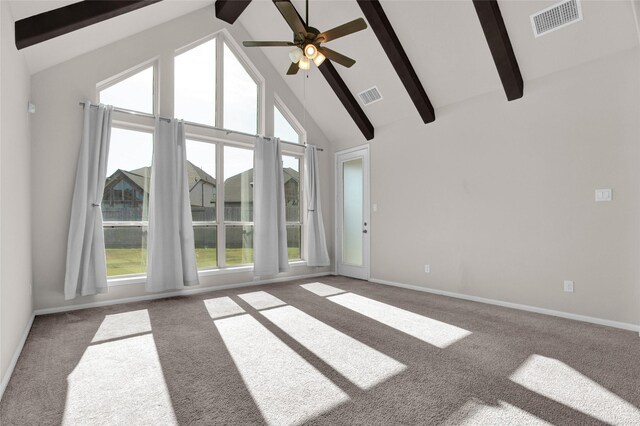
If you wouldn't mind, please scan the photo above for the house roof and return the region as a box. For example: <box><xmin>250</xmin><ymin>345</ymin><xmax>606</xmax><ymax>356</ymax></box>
<box><xmin>105</xmin><ymin>161</ymin><xmax>215</xmax><ymax>192</ymax></box>
<box><xmin>224</xmin><ymin>167</ymin><xmax>299</xmax><ymax>203</ymax></box>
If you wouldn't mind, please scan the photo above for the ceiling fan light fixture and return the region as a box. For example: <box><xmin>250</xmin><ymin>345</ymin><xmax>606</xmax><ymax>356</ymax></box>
<box><xmin>288</xmin><ymin>47</ymin><xmax>303</xmax><ymax>63</ymax></box>
<box><xmin>304</xmin><ymin>44</ymin><xmax>318</xmax><ymax>59</ymax></box>
<box><xmin>313</xmin><ymin>52</ymin><xmax>326</xmax><ymax>67</ymax></box>
<box><xmin>299</xmin><ymin>56</ymin><xmax>311</xmax><ymax>70</ymax></box>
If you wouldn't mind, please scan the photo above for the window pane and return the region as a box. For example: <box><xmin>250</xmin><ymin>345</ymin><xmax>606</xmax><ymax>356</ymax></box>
<box><xmin>175</xmin><ymin>39</ymin><xmax>216</xmax><ymax>125</ymax></box>
<box><xmin>283</xmin><ymin>155</ymin><xmax>300</xmax><ymax>222</ymax></box>
<box><xmin>104</xmin><ymin>226</ymin><xmax>148</xmax><ymax>276</ymax></box>
<box><xmin>186</xmin><ymin>140</ymin><xmax>216</xmax><ymax>222</ymax></box>
<box><xmin>103</xmin><ymin>128</ymin><xmax>153</xmax><ymax>277</ymax></box>
<box><xmin>224</xmin><ymin>146</ymin><xmax>253</xmax><ymax>222</ymax></box>
<box><xmin>194</xmin><ymin>224</ymin><xmax>217</xmax><ymax>270</ymax></box>
<box><xmin>287</xmin><ymin>225</ymin><xmax>301</xmax><ymax>260</ymax></box>
<box><xmin>274</xmin><ymin>106</ymin><xmax>300</xmax><ymax>143</ymax></box>
<box><xmin>99</xmin><ymin>66</ymin><xmax>153</xmax><ymax>113</ymax></box>
<box><xmin>225</xmin><ymin>225</ymin><xmax>253</xmax><ymax>266</ymax></box>
<box><xmin>223</xmin><ymin>43</ymin><xmax>258</xmax><ymax>134</ymax></box>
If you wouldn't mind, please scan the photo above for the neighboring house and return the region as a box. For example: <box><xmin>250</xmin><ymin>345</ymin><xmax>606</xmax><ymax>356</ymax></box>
<box><xmin>102</xmin><ymin>163</ymin><xmax>298</xmax><ymax>223</ymax></box>
<box><xmin>223</xmin><ymin>167</ymin><xmax>300</xmax><ymax>222</ymax></box>
<box><xmin>102</xmin><ymin>161</ymin><xmax>217</xmax><ymax>221</ymax></box>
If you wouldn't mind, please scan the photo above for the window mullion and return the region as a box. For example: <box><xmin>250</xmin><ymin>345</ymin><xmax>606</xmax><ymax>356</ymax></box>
<box><xmin>215</xmin><ymin>36</ymin><xmax>224</xmax><ymax>129</ymax></box>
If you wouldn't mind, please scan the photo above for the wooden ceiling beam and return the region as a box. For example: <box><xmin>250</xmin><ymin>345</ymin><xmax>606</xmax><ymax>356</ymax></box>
<box><xmin>472</xmin><ymin>0</ymin><xmax>523</xmax><ymax>101</ymax></box>
<box><xmin>356</xmin><ymin>0</ymin><xmax>435</xmax><ymax>124</ymax></box>
<box><xmin>15</xmin><ymin>0</ymin><xmax>162</xmax><ymax>50</ymax></box>
<box><xmin>274</xmin><ymin>0</ymin><xmax>374</xmax><ymax>140</ymax></box>
<box><xmin>215</xmin><ymin>0</ymin><xmax>252</xmax><ymax>24</ymax></box>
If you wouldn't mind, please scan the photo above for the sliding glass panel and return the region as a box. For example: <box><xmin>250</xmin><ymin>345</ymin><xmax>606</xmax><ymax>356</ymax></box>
<box><xmin>342</xmin><ymin>158</ymin><xmax>363</xmax><ymax>266</ymax></box>
<box><xmin>99</xmin><ymin>66</ymin><xmax>154</xmax><ymax>114</ymax></box>
<box><xmin>223</xmin><ymin>42</ymin><xmax>258</xmax><ymax>134</ymax></box>
<box><xmin>175</xmin><ymin>39</ymin><xmax>216</xmax><ymax>125</ymax></box>
<box><xmin>225</xmin><ymin>225</ymin><xmax>254</xmax><ymax>266</ymax></box>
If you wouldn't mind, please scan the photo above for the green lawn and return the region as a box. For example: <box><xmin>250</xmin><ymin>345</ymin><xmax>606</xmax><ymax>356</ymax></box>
<box><xmin>106</xmin><ymin>247</ymin><xmax>301</xmax><ymax>277</ymax></box>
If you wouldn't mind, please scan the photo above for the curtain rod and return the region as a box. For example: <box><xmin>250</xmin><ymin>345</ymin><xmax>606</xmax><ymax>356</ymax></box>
<box><xmin>79</xmin><ymin>101</ymin><xmax>323</xmax><ymax>152</ymax></box>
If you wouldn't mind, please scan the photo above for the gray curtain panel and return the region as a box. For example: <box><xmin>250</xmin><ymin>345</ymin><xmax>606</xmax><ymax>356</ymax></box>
<box><xmin>304</xmin><ymin>145</ymin><xmax>330</xmax><ymax>267</ymax></box>
<box><xmin>253</xmin><ymin>136</ymin><xmax>289</xmax><ymax>276</ymax></box>
<box><xmin>146</xmin><ymin>118</ymin><xmax>199</xmax><ymax>292</ymax></box>
<box><xmin>64</xmin><ymin>103</ymin><xmax>113</xmax><ymax>299</ymax></box>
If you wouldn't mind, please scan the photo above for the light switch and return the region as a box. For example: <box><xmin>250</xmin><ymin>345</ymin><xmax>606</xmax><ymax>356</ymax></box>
<box><xmin>373</xmin><ymin>203</ymin><xmax>378</xmax><ymax>212</ymax></box>
<box><xmin>595</xmin><ymin>189</ymin><xmax>612</xmax><ymax>202</ymax></box>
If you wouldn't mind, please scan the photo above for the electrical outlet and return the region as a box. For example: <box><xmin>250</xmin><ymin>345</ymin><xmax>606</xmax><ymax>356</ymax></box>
<box><xmin>595</xmin><ymin>189</ymin><xmax>612</xmax><ymax>202</ymax></box>
<box><xmin>563</xmin><ymin>280</ymin><xmax>574</xmax><ymax>293</ymax></box>
<box><xmin>424</xmin><ymin>264</ymin><xmax>430</xmax><ymax>273</ymax></box>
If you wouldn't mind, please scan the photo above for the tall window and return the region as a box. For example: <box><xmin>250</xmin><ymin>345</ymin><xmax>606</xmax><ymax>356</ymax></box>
<box><xmin>99</xmin><ymin>31</ymin><xmax>307</xmax><ymax>278</ymax></box>
<box><xmin>102</xmin><ymin>128</ymin><xmax>153</xmax><ymax>276</ymax></box>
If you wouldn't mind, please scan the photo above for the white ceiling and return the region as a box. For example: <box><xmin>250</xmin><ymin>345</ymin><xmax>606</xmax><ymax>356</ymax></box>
<box><xmin>8</xmin><ymin>0</ymin><xmax>640</xmax><ymax>142</ymax></box>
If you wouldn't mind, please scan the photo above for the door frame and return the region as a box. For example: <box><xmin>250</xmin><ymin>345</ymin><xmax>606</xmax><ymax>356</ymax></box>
<box><xmin>335</xmin><ymin>144</ymin><xmax>370</xmax><ymax>280</ymax></box>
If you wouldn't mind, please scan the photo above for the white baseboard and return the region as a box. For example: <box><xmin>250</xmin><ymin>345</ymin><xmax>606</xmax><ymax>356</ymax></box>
<box><xmin>369</xmin><ymin>278</ymin><xmax>640</xmax><ymax>334</ymax></box>
<box><xmin>0</xmin><ymin>313</ymin><xmax>35</xmax><ymax>400</ymax></box>
<box><xmin>34</xmin><ymin>272</ymin><xmax>332</xmax><ymax>316</ymax></box>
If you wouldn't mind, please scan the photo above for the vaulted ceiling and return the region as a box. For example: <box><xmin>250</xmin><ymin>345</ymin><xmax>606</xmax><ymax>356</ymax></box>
<box><xmin>8</xmin><ymin>1</ymin><xmax>640</xmax><ymax>143</ymax></box>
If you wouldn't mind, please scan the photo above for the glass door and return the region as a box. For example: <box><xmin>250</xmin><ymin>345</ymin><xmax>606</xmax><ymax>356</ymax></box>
<box><xmin>336</xmin><ymin>146</ymin><xmax>369</xmax><ymax>280</ymax></box>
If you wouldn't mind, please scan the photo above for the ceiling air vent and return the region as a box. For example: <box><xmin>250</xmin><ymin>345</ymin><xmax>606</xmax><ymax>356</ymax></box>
<box><xmin>358</xmin><ymin>86</ymin><xmax>383</xmax><ymax>106</ymax></box>
<box><xmin>530</xmin><ymin>0</ymin><xmax>583</xmax><ymax>38</ymax></box>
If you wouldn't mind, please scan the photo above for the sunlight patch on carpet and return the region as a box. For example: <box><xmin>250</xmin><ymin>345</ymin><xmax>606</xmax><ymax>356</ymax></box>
<box><xmin>510</xmin><ymin>355</ymin><xmax>640</xmax><ymax>425</ymax></box>
<box><xmin>215</xmin><ymin>314</ymin><xmax>349</xmax><ymax>426</ymax></box>
<box><xmin>326</xmin><ymin>293</ymin><xmax>471</xmax><ymax>348</ymax></box>
<box><xmin>443</xmin><ymin>398</ymin><xmax>552</xmax><ymax>425</ymax></box>
<box><xmin>238</xmin><ymin>291</ymin><xmax>286</xmax><ymax>310</ymax></box>
<box><xmin>64</xmin><ymin>334</ymin><xmax>177</xmax><ymax>425</ymax></box>
<box><xmin>262</xmin><ymin>304</ymin><xmax>406</xmax><ymax>390</ymax></box>
<box><xmin>91</xmin><ymin>309</ymin><xmax>151</xmax><ymax>343</ymax></box>
<box><xmin>300</xmin><ymin>282</ymin><xmax>346</xmax><ymax>297</ymax></box>
<box><xmin>204</xmin><ymin>296</ymin><xmax>245</xmax><ymax>319</ymax></box>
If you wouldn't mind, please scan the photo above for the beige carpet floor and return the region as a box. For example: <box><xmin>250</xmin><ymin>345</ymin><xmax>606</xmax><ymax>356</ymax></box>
<box><xmin>1</xmin><ymin>276</ymin><xmax>639</xmax><ymax>425</ymax></box>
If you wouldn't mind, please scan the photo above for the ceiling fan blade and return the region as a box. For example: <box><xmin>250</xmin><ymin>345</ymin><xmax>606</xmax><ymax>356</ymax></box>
<box><xmin>316</xmin><ymin>18</ymin><xmax>367</xmax><ymax>43</ymax></box>
<box><xmin>243</xmin><ymin>41</ymin><xmax>296</xmax><ymax>47</ymax></box>
<box><xmin>274</xmin><ymin>1</ymin><xmax>308</xmax><ymax>38</ymax></box>
<box><xmin>287</xmin><ymin>62</ymin><xmax>300</xmax><ymax>75</ymax></box>
<box><xmin>317</xmin><ymin>46</ymin><xmax>356</xmax><ymax>68</ymax></box>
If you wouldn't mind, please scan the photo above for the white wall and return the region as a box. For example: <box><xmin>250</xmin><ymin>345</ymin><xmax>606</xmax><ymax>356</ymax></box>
<box><xmin>0</xmin><ymin>0</ymin><xmax>34</xmax><ymax>388</ymax></box>
<box><xmin>30</xmin><ymin>8</ymin><xmax>334</xmax><ymax>311</ymax></box>
<box><xmin>334</xmin><ymin>47</ymin><xmax>640</xmax><ymax>326</ymax></box>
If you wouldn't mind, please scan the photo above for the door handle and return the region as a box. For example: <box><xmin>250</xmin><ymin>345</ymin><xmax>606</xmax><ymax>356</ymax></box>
<box><xmin>363</xmin><ymin>229</ymin><xmax>368</xmax><ymax>233</ymax></box>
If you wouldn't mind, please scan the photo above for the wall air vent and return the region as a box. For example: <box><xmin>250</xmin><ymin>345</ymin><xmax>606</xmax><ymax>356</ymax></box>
<box><xmin>530</xmin><ymin>0</ymin><xmax>583</xmax><ymax>37</ymax></box>
<box><xmin>358</xmin><ymin>86</ymin><xmax>383</xmax><ymax>106</ymax></box>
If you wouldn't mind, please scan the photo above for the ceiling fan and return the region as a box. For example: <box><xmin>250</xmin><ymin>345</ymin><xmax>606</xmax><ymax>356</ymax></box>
<box><xmin>243</xmin><ymin>0</ymin><xmax>367</xmax><ymax>75</ymax></box>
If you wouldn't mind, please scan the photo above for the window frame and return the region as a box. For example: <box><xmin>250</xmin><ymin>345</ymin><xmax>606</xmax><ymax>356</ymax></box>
<box><xmin>101</xmin><ymin>31</ymin><xmax>309</xmax><ymax>284</ymax></box>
